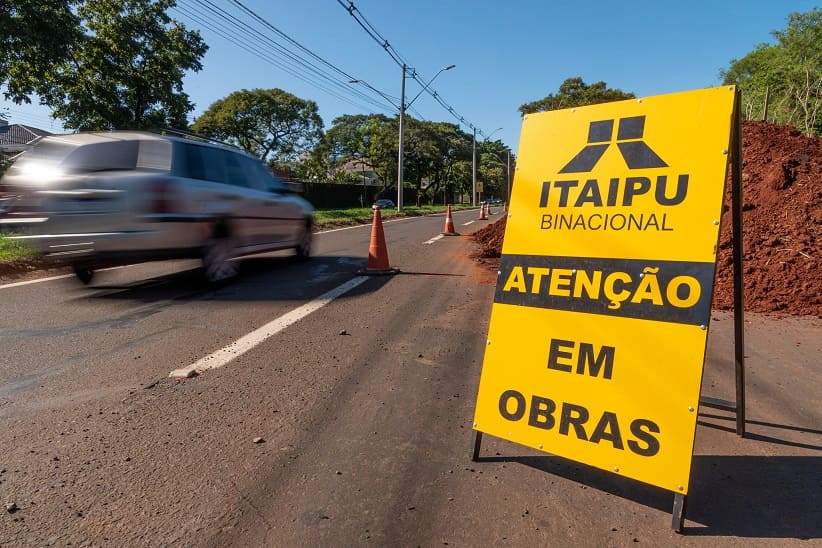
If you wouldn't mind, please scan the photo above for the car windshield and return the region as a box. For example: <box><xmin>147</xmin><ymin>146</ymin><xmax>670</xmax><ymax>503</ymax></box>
<box><xmin>7</xmin><ymin>137</ymin><xmax>171</xmax><ymax>178</ymax></box>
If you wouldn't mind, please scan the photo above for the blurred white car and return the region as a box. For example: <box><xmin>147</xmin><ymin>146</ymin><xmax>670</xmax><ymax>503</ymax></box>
<box><xmin>0</xmin><ymin>131</ymin><xmax>314</xmax><ymax>283</ymax></box>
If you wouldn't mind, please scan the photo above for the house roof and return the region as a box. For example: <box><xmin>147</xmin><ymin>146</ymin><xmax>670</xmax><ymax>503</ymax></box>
<box><xmin>0</xmin><ymin>123</ymin><xmax>53</xmax><ymax>148</ymax></box>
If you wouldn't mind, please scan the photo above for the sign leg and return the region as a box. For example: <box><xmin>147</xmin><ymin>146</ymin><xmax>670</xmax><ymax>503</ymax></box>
<box><xmin>672</xmin><ymin>493</ymin><xmax>687</xmax><ymax>533</ymax></box>
<box><xmin>731</xmin><ymin>88</ymin><xmax>747</xmax><ymax>438</ymax></box>
<box><xmin>470</xmin><ymin>430</ymin><xmax>483</xmax><ymax>461</ymax></box>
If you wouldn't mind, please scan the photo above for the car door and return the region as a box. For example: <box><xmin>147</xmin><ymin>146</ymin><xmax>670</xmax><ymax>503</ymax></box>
<box><xmin>243</xmin><ymin>158</ymin><xmax>303</xmax><ymax>245</ymax></box>
<box><xmin>221</xmin><ymin>150</ymin><xmax>276</xmax><ymax>248</ymax></box>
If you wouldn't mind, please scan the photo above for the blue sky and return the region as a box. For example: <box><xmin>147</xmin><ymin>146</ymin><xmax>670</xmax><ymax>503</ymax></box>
<box><xmin>2</xmin><ymin>0</ymin><xmax>816</xmax><ymax>154</ymax></box>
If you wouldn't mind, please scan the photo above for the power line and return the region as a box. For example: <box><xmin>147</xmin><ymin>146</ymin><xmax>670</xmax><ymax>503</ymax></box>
<box><xmin>336</xmin><ymin>0</ymin><xmax>408</xmax><ymax>68</ymax></box>
<box><xmin>338</xmin><ymin>0</ymin><xmax>488</xmax><ymax>137</ymax></box>
<box><xmin>173</xmin><ymin>0</ymin><xmax>399</xmax><ymax>116</ymax></box>
<box><xmin>225</xmin><ymin>0</ymin><xmax>423</xmax><ymax>120</ymax></box>
<box><xmin>1</xmin><ymin>107</ymin><xmax>64</xmax><ymax>132</ymax></box>
<box><xmin>179</xmin><ymin>0</ymin><xmax>392</xmax><ymax>113</ymax></box>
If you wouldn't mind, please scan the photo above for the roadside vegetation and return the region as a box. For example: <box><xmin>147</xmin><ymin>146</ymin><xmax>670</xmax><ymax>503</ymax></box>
<box><xmin>314</xmin><ymin>202</ymin><xmax>476</xmax><ymax>230</ymax></box>
<box><xmin>0</xmin><ymin>233</ymin><xmax>36</xmax><ymax>260</ymax></box>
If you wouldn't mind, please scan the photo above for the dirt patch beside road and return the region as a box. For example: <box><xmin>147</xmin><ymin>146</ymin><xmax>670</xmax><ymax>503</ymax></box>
<box><xmin>473</xmin><ymin>120</ymin><xmax>822</xmax><ymax>317</ymax></box>
<box><xmin>0</xmin><ymin>257</ymin><xmax>72</xmax><ymax>284</ymax></box>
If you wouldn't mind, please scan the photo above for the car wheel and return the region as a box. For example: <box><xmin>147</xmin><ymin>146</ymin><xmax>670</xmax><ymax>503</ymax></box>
<box><xmin>295</xmin><ymin>222</ymin><xmax>312</xmax><ymax>261</ymax></box>
<box><xmin>73</xmin><ymin>265</ymin><xmax>94</xmax><ymax>285</ymax></box>
<box><xmin>202</xmin><ymin>236</ymin><xmax>239</xmax><ymax>283</ymax></box>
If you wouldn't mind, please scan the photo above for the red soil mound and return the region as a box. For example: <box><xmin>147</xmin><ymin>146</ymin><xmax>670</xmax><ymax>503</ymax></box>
<box><xmin>473</xmin><ymin>120</ymin><xmax>821</xmax><ymax>317</ymax></box>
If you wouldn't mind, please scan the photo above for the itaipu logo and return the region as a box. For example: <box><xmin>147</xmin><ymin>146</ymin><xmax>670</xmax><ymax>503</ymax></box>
<box><xmin>560</xmin><ymin>116</ymin><xmax>667</xmax><ymax>173</ymax></box>
<box><xmin>538</xmin><ymin>115</ymin><xmax>688</xmax><ymax>233</ymax></box>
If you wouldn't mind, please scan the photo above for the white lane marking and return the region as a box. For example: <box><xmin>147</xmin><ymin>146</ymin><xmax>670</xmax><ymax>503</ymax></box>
<box><xmin>424</xmin><ymin>234</ymin><xmax>444</xmax><ymax>245</ymax></box>
<box><xmin>0</xmin><ymin>265</ymin><xmax>129</xmax><ymax>290</ymax></box>
<box><xmin>0</xmin><ymin>273</ymin><xmax>75</xmax><ymax>289</ymax></box>
<box><xmin>169</xmin><ymin>276</ymin><xmax>370</xmax><ymax>378</ymax></box>
<box><xmin>462</xmin><ymin>220</ymin><xmax>476</xmax><ymax>226</ymax></box>
<box><xmin>318</xmin><ymin>224</ymin><xmax>369</xmax><ymax>234</ymax></box>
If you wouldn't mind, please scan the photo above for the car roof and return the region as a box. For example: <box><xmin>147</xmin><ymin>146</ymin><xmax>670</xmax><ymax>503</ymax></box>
<box><xmin>42</xmin><ymin>131</ymin><xmax>167</xmax><ymax>146</ymax></box>
<box><xmin>39</xmin><ymin>130</ymin><xmax>247</xmax><ymax>154</ymax></box>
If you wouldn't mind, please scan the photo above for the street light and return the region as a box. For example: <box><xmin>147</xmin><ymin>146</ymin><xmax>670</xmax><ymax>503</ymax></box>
<box><xmin>397</xmin><ymin>63</ymin><xmax>455</xmax><ymax>211</ymax></box>
<box><xmin>485</xmin><ymin>127</ymin><xmax>503</xmax><ymax>141</ymax></box>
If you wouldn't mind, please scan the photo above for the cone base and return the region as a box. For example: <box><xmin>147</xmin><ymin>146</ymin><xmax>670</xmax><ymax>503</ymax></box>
<box><xmin>357</xmin><ymin>267</ymin><xmax>400</xmax><ymax>276</ymax></box>
<box><xmin>441</xmin><ymin>232</ymin><xmax>460</xmax><ymax>236</ymax></box>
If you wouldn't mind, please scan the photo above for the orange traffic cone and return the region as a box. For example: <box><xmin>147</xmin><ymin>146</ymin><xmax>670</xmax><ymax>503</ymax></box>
<box><xmin>358</xmin><ymin>206</ymin><xmax>399</xmax><ymax>275</ymax></box>
<box><xmin>441</xmin><ymin>204</ymin><xmax>459</xmax><ymax>236</ymax></box>
<box><xmin>487</xmin><ymin>203</ymin><xmax>493</xmax><ymax>215</ymax></box>
<box><xmin>479</xmin><ymin>203</ymin><xmax>487</xmax><ymax>220</ymax></box>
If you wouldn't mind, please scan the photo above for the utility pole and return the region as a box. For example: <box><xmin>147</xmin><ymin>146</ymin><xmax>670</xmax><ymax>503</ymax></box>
<box><xmin>397</xmin><ymin>63</ymin><xmax>406</xmax><ymax>212</ymax></box>
<box><xmin>472</xmin><ymin>127</ymin><xmax>477</xmax><ymax>206</ymax></box>
<box><xmin>506</xmin><ymin>149</ymin><xmax>511</xmax><ymax>203</ymax></box>
<box><xmin>396</xmin><ymin>63</ymin><xmax>454</xmax><ymax>212</ymax></box>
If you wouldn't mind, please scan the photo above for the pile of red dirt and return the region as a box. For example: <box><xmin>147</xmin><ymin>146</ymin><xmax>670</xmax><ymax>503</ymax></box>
<box><xmin>473</xmin><ymin>120</ymin><xmax>821</xmax><ymax>317</ymax></box>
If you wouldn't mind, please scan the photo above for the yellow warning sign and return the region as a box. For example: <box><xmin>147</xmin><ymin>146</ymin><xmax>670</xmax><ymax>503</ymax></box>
<box><xmin>472</xmin><ymin>86</ymin><xmax>737</xmax><ymax>494</ymax></box>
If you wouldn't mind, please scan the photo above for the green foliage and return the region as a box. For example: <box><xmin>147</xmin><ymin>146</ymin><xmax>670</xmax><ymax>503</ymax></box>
<box><xmin>403</xmin><ymin>119</ymin><xmax>471</xmax><ymax>204</ymax></box>
<box><xmin>313</xmin><ymin>207</ymin><xmax>375</xmax><ymax>227</ymax></box>
<box><xmin>317</xmin><ymin>113</ymin><xmax>515</xmax><ymax>204</ymax></box>
<box><xmin>192</xmin><ymin>88</ymin><xmax>323</xmax><ymax>164</ymax></box>
<box><xmin>0</xmin><ymin>234</ymin><xmax>37</xmax><ymax>260</ymax></box>
<box><xmin>518</xmin><ymin>77</ymin><xmax>635</xmax><ymax>115</ymax></box>
<box><xmin>318</xmin><ymin>113</ymin><xmax>478</xmax><ymax>204</ymax></box>
<box><xmin>478</xmin><ymin>139</ymin><xmax>514</xmax><ymax>200</ymax></box>
<box><xmin>721</xmin><ymin>8</ymin><xmax>822</xmax><ymax>135</ymax></box>
<box><xmin>0</xmin><ymin>0</ymin><xmax>82</xmax><ymax>104</ymax></box>
<box><xmin>6</xmin><ymin>0</ymin><xmax>207</xmax><ymax>130</ymax></box>
<box><xmin>318</xmin><ymin>113</ymin><xmax>397</xmax><ymax>184</ymax></box>
<box><xmin>313</xmin><ymin>203</ymin><xmax>474</xmax><ymax>230</ymax></box>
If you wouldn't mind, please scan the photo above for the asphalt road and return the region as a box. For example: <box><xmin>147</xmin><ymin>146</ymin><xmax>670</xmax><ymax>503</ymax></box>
<box><xmin>1</xmin><ymin>207</ymin><xmax>820</xmax><ymax>547</ymax></box>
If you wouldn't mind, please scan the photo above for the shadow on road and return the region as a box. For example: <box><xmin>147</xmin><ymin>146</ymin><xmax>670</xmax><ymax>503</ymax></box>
<box><xmin>73</xmin><ymin>256</ymin><xmax>391</xmax><ymax>303</ymax></box>
<box><xmin>477</xmin><ymin>451</ymin><xmax>821</xmax><ymax>539</ymax></box>
<box><xmin>698</xmin><ymin>413</ymin><xmax>822</xmax><ymax>451</ymax></box>
<box><xmin>685</xmin><ymin>455</ymin><xmax>821</xmax><ymax>538</ymax></box>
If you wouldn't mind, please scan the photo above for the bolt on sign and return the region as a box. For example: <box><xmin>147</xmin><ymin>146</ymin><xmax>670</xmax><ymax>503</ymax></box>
<box><xmin>472</xmin><ymin>86</ymin><xmax>737</xmax><ymax>495</ymax></box>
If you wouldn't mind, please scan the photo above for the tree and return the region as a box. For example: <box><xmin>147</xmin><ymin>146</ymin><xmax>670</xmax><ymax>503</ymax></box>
<box><xmin>193</xmin><ymin>88</ymin><xmax>324</xmax><ymax>167</ymax></box>
<box><xmin>519</xmin><ymin>77</ymin><xmax>635</xmax><ymax>115</ymax></box>
<box><xmin>721</xmin><ymin>8</ymin><xmax>822</xmax><ymax>135</ymax></box>
<box><xmin>7</xmin><ymin>0</ymin><xmax>207</xmax><ymax>130</ymax></box>
<box><xmin>317</xmin><ymin>113</ymin><xmax>475</xmax><ymax>204</ymax></box>
<box><xmin>404</xmin><ymin>120</ymin><xmax>472</xmax><ymax>205</ymax></box>
<box><xmin>719</xmin><ymin>44</ymin><xmax>784</xmax><ymax>121</ymax></box>
<box><xmin>0</xmin><ymin>0</ymin><xmax>81</xmax><ymax>104</ymax></box>
<box><xmin>478</xmin><ymin>139</ymin><xmax>513</xmax><ymax>200</ymax></box>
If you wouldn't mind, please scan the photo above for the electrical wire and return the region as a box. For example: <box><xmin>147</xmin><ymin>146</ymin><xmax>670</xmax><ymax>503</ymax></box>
<box><xmin>338</xmin><ymin>0</ymin><xmax>487</xmax><ymax>137</ymax></box>
<box><xmin>1</xmin><ymin>107</ymin><xmax>64</xmax><ymax>132</ymax></box>
<box><xmin>227</xmin><ymin>0</ymin><xmax>425</xmax><ymax>120</ymax></box>
<box><xmin>177</xmin><ymin>0</ymin><xmax>392</xmax><ymax>113</ymax></box>
<box><xmin>172</xmin><ymin>0</ymin><xmax>400</xmax><ymax>116</ymax></box>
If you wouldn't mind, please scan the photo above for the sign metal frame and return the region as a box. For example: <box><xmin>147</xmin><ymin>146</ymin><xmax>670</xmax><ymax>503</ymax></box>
<box><xmin>469</xmin><ymin>88</ymin><xmax>746</xmax><ymax>533</ymax></box>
